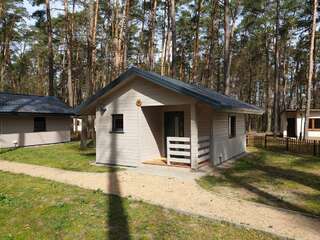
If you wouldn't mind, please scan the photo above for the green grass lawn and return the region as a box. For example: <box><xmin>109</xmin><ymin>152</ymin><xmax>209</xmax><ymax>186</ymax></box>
<box><xmin>0</xmin><ymin>171</ymin><xmax>278</xmax><ymax>240</ymax></box>
<box><xmin>197</xmin><ymin>147</ymin><xmax>320</xmax><ymax>216</ymax></box>
<box><xmin>0</xmin><ymin>142</ymin><xmax>116</xmax><ymax>173</ymax></box>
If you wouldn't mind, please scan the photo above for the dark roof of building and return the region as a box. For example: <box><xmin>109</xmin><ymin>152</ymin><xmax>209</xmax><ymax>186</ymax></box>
<box><xmin>76</xmin><ymin>67</ymin><xmax>264</xmax><ymax>115</ymax></box>
<box><xmin>0</xmin><ymin>92</ymin><xmax>74</xmax><ymax>115</ymax></box>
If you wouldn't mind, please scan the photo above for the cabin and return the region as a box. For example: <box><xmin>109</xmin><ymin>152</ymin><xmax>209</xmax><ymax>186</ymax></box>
<box><xmin>281</xmin><ymin>109</ymin><xmax>320</xmax><ymax>139</ymax></box>
<box><xmin>0</xmin><ymin>93</ymin><xmax>74</xmax><ymax>148</ymax></box>
<box><xmin>77</xmin><ymin>67</ymin><xmax>263</xmax><ymax>169</ymax></box>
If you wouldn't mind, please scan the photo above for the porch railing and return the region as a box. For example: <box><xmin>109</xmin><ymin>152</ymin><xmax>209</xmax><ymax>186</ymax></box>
<box><xmin>198</xmin><ymin>136</ymin><xmax>210</xmax><ymax>164</ymax></box>
<box><xmin>166</xmin><ymin>137</ymin><xmax>191</xmax><ymax>165</ymax></box>
<box><xmin>166</xmin><ymin>136</ymin><xmax>211</xmax><ymax>166</ymax></box>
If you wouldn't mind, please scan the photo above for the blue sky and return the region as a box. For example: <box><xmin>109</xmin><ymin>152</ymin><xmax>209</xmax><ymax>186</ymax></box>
<box><xmin>23</xmin><ymin>0</ymin><xmax>63</xmax><ymax>26</ymax></box>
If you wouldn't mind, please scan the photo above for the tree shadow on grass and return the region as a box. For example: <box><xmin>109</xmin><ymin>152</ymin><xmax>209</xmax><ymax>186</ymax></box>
<box><xmin>105</xmin><ymin>98</ymin><xmax>130</xmax><ymax>240</ymax></box>
<box><xmin>253</xmin><ymin>164</ymin><xmax>320</xmax><ymax>192</ymax></box>
<box><xmin>223</xmin><ymin>172</ymin><xmax>319</xmax><ymax>216</ymax></box>
<box><xmin>217</xmin><ymin>154</ymin><xmax>320</xmax><ymax>217</ymax></box>
<box><xmin>107</xmin><ymin>172</ymin><xmax>130</xmax><ymax>239</ymax></box>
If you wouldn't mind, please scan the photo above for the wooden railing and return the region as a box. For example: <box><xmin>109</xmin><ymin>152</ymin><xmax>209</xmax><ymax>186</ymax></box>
<box><xmin>198</xmin><ymin>136</ymin><xmax>210</xmax><ymax>164</ymax></box>
<box><xmin>167</xmin><ymin>137</ymin><xmax>191</xmax><ymax>165</ymax></box>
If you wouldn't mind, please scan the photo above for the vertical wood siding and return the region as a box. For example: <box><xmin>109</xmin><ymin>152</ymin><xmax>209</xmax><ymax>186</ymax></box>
<box><xmin>211</xmin><ymin>112</ymin><xmax>246</xmax><ymax>165</ymax></box>
<box><xmin>95</xmin><ymin>77</ymin><xmax>195</xmax><ymax>166</ymax></box>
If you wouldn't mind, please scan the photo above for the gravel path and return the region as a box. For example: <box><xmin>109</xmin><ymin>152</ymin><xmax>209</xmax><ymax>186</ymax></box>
<box><xmin>0</xmin><ymin>160</ymin><xmax>319</xmax><ymax>240</ymax></box>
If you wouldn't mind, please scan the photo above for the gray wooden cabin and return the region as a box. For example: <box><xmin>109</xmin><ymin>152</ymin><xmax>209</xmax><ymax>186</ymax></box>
<box><xmin>0</xmin><ymin>93</ymin><xmax>74</xmax><ymax>148</ymax></box>
<box><xmin>77</xmin><ymin>67</ymin><xmax>263</xmax><ymax>169</ymax></box>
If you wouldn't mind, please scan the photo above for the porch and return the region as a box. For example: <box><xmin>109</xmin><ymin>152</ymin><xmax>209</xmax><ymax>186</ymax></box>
<box><xmin>141</xmin><ymin>103</ymin><xmax>212</xmax><ymax>169</ymax></box>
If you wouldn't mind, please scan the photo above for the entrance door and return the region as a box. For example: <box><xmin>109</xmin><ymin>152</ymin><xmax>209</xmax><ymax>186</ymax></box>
<box><xmin>287</xmin><ymin>118</ymin><xmax>296</xmax><ymax>137</ymax></box>
<box><xmin>164</xmin><ymin>111</ymin><xmax>184</xmax><ymax>156</ymax></box>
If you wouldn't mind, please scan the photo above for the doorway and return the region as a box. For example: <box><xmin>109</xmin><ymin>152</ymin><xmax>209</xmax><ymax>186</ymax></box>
<box><xmin>287</xmin><ymin>118</ymin><xmax>296</xmax><ymax>137</ymax></box>
<box><xmin>164</xmin><ymin>111</ymin><xmax>184</xmax><ymax>156</ymax></box>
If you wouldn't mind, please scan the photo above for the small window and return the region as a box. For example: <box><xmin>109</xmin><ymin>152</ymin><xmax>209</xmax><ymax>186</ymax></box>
<box><xmin>34</xmin><ymin>117</ymin><xmax>46</xmax><ymax>132</ymax></box>
<box><xmin>308</xmin><ymin>118</ymin><xmax>320</xmax><ymax>130</ymax></box>
<box><xmin>112</xmin><ymin>114</ymin><xmax>124</xmax><ymax>132</ymax></box>
<box><xmin>309</xmin><ymin>119</ymin><xmax>313</xmax><ymax>129</ymax></box>
<box><xmin>228</xmin><ymin>115</ymin><xmax>236</xmax><ymax>138</ymax></box>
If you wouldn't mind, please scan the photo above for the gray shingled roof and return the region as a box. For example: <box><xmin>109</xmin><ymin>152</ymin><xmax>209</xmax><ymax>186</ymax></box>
<box><xmin>76</xmin><ymin>67</ymin><xmax>264</xmax><ymax>115</ymax></box>
<box><xmin>0</xmin><ymin>92</ymin><xmax>74</xmax><ymax>115</ymax></box>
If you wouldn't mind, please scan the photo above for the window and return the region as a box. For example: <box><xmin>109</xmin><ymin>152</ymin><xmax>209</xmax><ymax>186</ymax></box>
<box><xmin>34</xmin><ymin>117</ymin><xmax>46</xmax><ymax>132</ymax></box>
<box><xmin>112</xmin><ymin>114</ymin><xmax>124</xmax><ymax>132</ymax></box>
<box><xmin>228</xmin><ymin>115</ymin><xmax>236</xmax><ymax>138</ymax></box>
<box><xmin>309</xmin><ymin>118</ymin><xmax>320</xmax><ymax>130</ymax></box>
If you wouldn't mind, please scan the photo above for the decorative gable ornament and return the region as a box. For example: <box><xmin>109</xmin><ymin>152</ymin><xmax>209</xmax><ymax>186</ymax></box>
<box><xmin>136</xmin><ymin>99</ymin><xmax>142</xmax><ymax>107</ymax></box>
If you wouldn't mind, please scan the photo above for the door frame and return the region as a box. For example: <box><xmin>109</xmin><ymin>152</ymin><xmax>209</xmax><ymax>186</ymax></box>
<box><xmin>163</xmin><ymin>111</ymin><xmax>185</xmax><ymax>156</ymax></box>
<box><xmin>287</xmin><ymin>117</ymin><xmax>296</xmax><ymax>138</ymax></box>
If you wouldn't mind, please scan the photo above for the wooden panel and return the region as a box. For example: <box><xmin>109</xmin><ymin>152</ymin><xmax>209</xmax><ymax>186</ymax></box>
<box><xmin>168</xmin><ymin>157</ymin><xmax>190</xmax><ymax>163</ymax></box>
<box><xmin>168</xmin><ymin>150</ymin><xmax>191</xmax><ymax>156</ymax></box>
<box><xmin>211</xmin><ymin>112</ymin><xmax>246</xmax><ymax>165</ymax></box>
<box><xmin>169</xmin><ymin>144</ymin><xmax>191</xmax><ymax>149</ymax></box>
<box><xmin>198</xmin><ymin>142</ymin><xmax>210</xmax><ymax>148</ymax></box>
<box><xmin>167</xmin><ymin>136</ymin><xmax>190</xmax><ymax>142</ymax></box>
<box><xmin>198</xmin><ymin>148</ymin><xmax>210</xmax><ymax>155</ymax></box>
<box><xmin>198</xmin><ymin>154</ymin><xmax>210</xmax><ymax>162</ymax></box>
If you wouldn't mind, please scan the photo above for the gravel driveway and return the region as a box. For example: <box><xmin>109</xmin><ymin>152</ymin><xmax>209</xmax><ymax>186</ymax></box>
<box><xmin>0</xmin><ymin>160</ymin><xmax>319</xmax><ymax>240</ymax></box>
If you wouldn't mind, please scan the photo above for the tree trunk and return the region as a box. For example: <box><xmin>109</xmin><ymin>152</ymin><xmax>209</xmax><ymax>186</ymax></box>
<box><xmin>120</xmin><ymin>0</ymin><xmax>131</xmax><ymax>71</ymax></box>
<box><xmin>304</xmin><ymin>0</ymin><xmax>318</xmax><ymax>139</ymax></box>
<box><xmin>64</xmin><ymin>0</ymin><xmax>74</xmax><ymax>107</ymax></box>
<box><xmin>45</xmin><ymin>0</ymin><xmax>54</xmax><ymax>96</ymax></box>
<box><xmin>81</xmin><ymin>0</ymin><xmax>99</xmax><ymax>148</ymax></box>
<box><xmin>160</xmin><ymin>2</ymin><xmax>168</xmax><ymax>75</ymax></box>
<box><xmin>273</xmin><ymin>0</ymin><xmax>280</xmax><ymax>136</ymax></box>
<box><xmin>169</xmin><ymin>0</ymin><xmax>176</xmax><ymax>77</ymax></box>
<box><xmin>147</xmin><ymin>0</ymin><xmax>157</xmax><ymax>70</ymax></box>
<box><xmin>223</xmin><ymin>0</ymin><xmax>231</xmax><ymax>95</ymax></box>
<box><xmin>265</xmin><ymin>37</ymin><xmax>272</xmax><ymax>133</ymax></box>
<box><xmin>191</xmin><ymin>0</ymin><xmax>202</xmax><ymax>83</ymax></box>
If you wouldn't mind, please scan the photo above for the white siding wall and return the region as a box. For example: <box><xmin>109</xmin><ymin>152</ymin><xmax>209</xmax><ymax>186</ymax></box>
<box><xmin>95</xmin><ymin>76</ymin><xmax>247</xmax><ymax>167</ymax></box>
<box><xmin>211</xmin><ymin>112</ymin><xmax>246</xmax><ymax>165</ymax></box>
<box><xmin>95</xmin><ymin>77</ymin><xmax>195</xmax><ymax>166</ymax></box>
<box><xmin>197</xmin><ymin>103</ymin><xmax>213</xmax><ymax>137</ymax></box>
<box><xmin>0</xmin><ymin>116</ymin><xmax>71</xmax><ymax>148</ymax></box>
<box><xmin>281</xmin><ymin>111</ymin><xmax>320</xmax><ymax>139</ymax></box>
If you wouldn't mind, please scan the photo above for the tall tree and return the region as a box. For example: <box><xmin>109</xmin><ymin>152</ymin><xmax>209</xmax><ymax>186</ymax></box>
<box><xmin>147</xmin><ymin>0</ymin><xmax>157</xmax><ymax>70</ymax></box>
<box><xmin>191</xmin><ymin>0</ymin><xmax>202</xmax><ymax>83</ymax></box>
<box><xmin>304</xmin><ymin>0</ymin><xmax>318</xmax><ymax>139</ymax></box>
<box><xmin>223</xmin><ymin>0</ymin><xmax>238</xmax><ymax>95</ymax></box>
<box><xmin>64</xmin><ymin>0</ymin><xmax>74</xmax><ymax>107</ymax></box>
<box><xmin>170</xmin><ymin>0</ymin><xmax>176</xmax><ymax>77</ymax></box>
<box><xmin>273</xmin><ymin>0</ymin><xmax>280</xmax><ymax>136</ymax></box>
<box><xmin>45</xmin><ymin>0</ymin><xmax>54</xmax><ymax>96</ymax></box>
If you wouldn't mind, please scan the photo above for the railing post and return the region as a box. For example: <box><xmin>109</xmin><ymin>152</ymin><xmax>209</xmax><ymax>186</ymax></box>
<box><xmin>190</xmin><ymin>103</ymin><xmax>198</xmax><ymax>170</ymax></box>
<box><xmin>166</xmin><ymin>137</ymin><xmax>171</xmax><ymax>165</ymax></box>
<box><xmin>264</xmin><ymin>135</ymin><xmax>267</xmax><ymax>149</ymax></box>
<box><xmin>314</xmin><ymin>140</ymin><xmax>316</xmax><ymax>156</ymax></box>
<box><xmin>286</xmin><ymin>137</ymin><xmax>289</xmax><ymax>151</ymax></box>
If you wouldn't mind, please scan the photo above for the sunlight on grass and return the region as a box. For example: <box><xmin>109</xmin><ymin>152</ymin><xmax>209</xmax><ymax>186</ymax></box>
<box><xmin>0</xmin><ymin>171</ymin><xmax>278</xmax><ymax>240</ymax></box>
<box><xmin>197</xmin><ymin>147</ymin><xmax>320</xmax><ymax>216</ymax></box>
<box><xmin>0</xmin><ymin>142</ymin><xmax>117</xmax><ymax>172</ymax></box>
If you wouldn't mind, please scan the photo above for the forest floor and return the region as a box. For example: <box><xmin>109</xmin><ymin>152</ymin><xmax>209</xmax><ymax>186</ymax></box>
<box><xmin>198</xmin><ymin>147</ymin><xmax>320</xmax><ymax>217</ymax></box>
<box><xmin>0</xmin><ymin>170</ymin><xmax>278</xmax><ymax>240</ymax></box>
<box><xmin>0</xmin><ymin>142</ymin><xmax>118</xmax><ymax>173</ymax></box>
